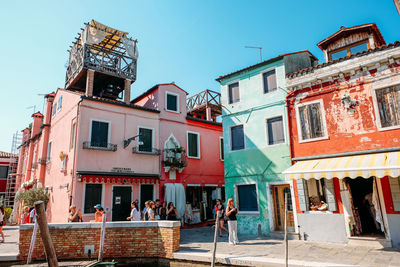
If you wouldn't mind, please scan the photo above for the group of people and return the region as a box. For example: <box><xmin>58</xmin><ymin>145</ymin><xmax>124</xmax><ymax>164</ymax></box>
<box><xmin>214</xmin><ymin>198</ymin><xmax>239</xmax><ymax>245</ymax></box>
<box><xmin>21</xmin><ymin>206</ymin><xmax>36</xmax><ymax>224</ymax></box>
<box><xmin>127</xmin><ymin>199</ymin><xmax>178</xmax><ymax>221</ymax></box>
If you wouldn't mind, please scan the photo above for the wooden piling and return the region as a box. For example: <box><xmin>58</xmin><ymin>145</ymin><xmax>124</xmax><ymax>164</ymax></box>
<box><xmin>211</xmin><ymin>210</ymin><xmax>220</xmax><ymax>267</ymax></box>
<box><xmin>34</xmin><ymin>201</ymin><xmax>59</xmax><ymax>267</ymax></box>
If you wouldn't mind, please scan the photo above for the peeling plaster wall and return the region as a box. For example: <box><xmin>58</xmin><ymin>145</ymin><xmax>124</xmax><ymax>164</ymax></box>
<box><xmin>288</xmin><ymin>61</ymin><xmax>400</xmax><ymax>158</ymax></box>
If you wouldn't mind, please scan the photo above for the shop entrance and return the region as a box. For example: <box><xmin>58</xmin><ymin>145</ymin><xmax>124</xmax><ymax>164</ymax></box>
<box><xmin>346</xmin><ymin>177</ymin><xmax>384</xmax><ymax>236</ymax></box>
<box><xmin>112</xmin><ymin>186</ymin><xmax>132</xmax><ymax>221</ymax></box>
<box><xmin>140</xmin><ymin>184</ymin><xmax>154</xmax><ymax>211</ymax></box>
<box><xmin>272</xmin><ymin>184</ymin><xmax>294</xmax><ymax>231</ymax></box>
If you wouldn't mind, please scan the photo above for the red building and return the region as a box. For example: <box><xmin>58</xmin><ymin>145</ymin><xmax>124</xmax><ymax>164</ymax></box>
<box><xmin>284</xmin><ymin>23</ymin><xmax>400</xmax><ymax>248</ymax></box>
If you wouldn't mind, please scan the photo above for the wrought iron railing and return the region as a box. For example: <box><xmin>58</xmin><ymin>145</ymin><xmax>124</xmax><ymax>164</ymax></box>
<box><xmin>186</xmin><ymin>89</ymin><xmax>221</xmax><ymax>113</ymax></box>
<box><xmin>65</xmin><ymin>44</ymin><xmax>137</xmax><ymax>88</ymax></box>
<box><xmin>83</xmin><ymin>141</ymin><xmax>118</xmax><ymax>152</ymax></box>
<box><xmin>132</xmin><ymin>147</ymin><xmax>161</xmax><ymax>155</ymax></box>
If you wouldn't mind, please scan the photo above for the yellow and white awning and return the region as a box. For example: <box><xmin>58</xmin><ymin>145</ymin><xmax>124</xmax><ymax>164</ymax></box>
<box><xmin>283</xmin><ymin>151</ymin><xmax>400</xmax><ymax>180</ymax></box>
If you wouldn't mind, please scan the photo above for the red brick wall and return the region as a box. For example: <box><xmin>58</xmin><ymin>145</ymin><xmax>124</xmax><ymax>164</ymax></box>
<box><xmin>19</xmin><ymin>222</ymin><xmax>180</xmax><ymax>261</ymax></box>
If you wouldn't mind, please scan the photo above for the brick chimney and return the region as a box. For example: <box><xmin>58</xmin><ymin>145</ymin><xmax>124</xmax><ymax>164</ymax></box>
<box><xmin>31</xmin><ymin>112</ymin><xmax>44</xmax><ymax>137</ymax></box>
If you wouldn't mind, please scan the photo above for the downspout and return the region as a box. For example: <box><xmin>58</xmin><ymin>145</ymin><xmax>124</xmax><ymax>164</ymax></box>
<box><xmin>70</xmin><ymin>98</ymin><xmax>83</xmax><ymax>207</ymax></box>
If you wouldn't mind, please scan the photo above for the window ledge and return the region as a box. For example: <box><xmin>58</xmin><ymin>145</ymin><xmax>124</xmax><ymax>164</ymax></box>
<box><xmin>83</xmin><ymin>141</ymin><xmax>117</xmax><ymax>152</ymax></box>
<box><xmin>165</xmin><ymin>109</ymin><xmax>180</xmax><ymax>114</ymax></box>
<box><xmin>376</xmin><ymin>125</ymin><xmax>400</xmax><ymax>132</ymax></box>
<box><xmin>132</xmin><ymin>147</ymin><xmax>161</xmax><ymax>155</ymax></box>
<box><xmin>298</xmin><ymin>135</ymin><xmax>329</xmax><ymax>144</ymax></box>
<box><xmin>237</xmin><ymin>211</ymin><xmax>260</xmax><ymax>216</ymax></box>
<box><xmin>303</xmin><ymin>210</ymin><xmax>334</xmax><ymax>214</ymax></box>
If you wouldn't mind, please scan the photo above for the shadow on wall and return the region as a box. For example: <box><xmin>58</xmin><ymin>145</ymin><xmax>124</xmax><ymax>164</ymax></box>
<box><xmin>138</xmin><ymin>94</ymin><xmax>159</xmax><ymax>111</ymax></box>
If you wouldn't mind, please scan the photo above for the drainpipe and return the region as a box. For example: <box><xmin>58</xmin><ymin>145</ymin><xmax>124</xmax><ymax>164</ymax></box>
<box><xmin>70</xmin><ymin>98</ymin><xmax>83</xmax><ymax>207</ymax></box>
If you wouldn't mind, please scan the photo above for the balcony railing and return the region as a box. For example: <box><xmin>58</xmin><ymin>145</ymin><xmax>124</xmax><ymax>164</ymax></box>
<box><xmin>38</xmin><ymin>158</ymin><xmax>48</xmax><ymax>165</ymax></box>
<box><xmin>83</xmin><ymin>141</ymin><xmax>117</xmax><ymax>152</ymax></box>
<box><xmin>187</xmin><ymin>89</ymin><xmax>221</xmax><ymax>113</ymax></box>
<box><xmin>132</xmin><ymin>147</ymin><xmax>161</xmax><ymax>155</ymax></box>
<box><xmin>65</xmin><ymin>44</ymin><xmax>137</xmax><ymax>88</ymax></box>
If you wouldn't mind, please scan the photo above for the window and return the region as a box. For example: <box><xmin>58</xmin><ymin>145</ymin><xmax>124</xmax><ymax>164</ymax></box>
<box><xmin>329</xmin><ymin>41</ymin><xmax>369</xmax><ymax>61</ymax></box>
<box><xmin>84</xmin><ymin>184</ymin><xmax>102</xmax><ymax>214</ymax></box>
<box><xmin>236</xmin><ymin>184</ymin><xmax>258</xmax><ymax>212</ymax></box>
<box><xmin>166</xmin><ymin>92</ymin><xmax>178</xmax><ymax>112</ymax></box>
<box><xmin>297</xmin><ymin>101</ymin><xmax>326</xmax><ymax>141</ymax></box>
<box><xmin>388</xmin><ymin>177</ymin><xmax>400</xmax><ymax>211</ymax></box>
<box><xmin>61</xmin><ymin>157</ymin><xmax>67</xmax><ymax>171</ymax></box>
<box><xmin>52</xmin><ymin>103</ymin><xmax>57</xmax><ymax>116</ymax></box>
<box><xmin>263</xmin><ymin>70</ymin><xmax>277</xmax><ymax>93</ymax></box>
<box><xmin>70</xmin><ymin>121</ymin><xmax>76</xmax><ymax>150</ymax></box>
<box><xmin>138</xmin><ymin>127</ymin><xmax>153</xmax><ymax>152</ymax></box>
<box><xmin>0</xmin><ymin>166</ymin><xmax>8</xmax><ymax>178</ymax></box>
<box><xmin>57</xmin><ymin>95</ymin><xmax>63</xmax><ymax>111</ymax></box>
<box><xmin>47</xmin><ymin>141</ymin><xmax>52</xmax><ymax>162</ymax></box>
<box><xmin>296</xmin><ymin>178</ymin><xmax>337</xmax><ymax>212</ymax></box>
<box><xmin>187</xmin><ymin>132</ymin><xmax>200</xmax><ymax>158</ymax></box>
<box><xmin>375</xmin><ymin>85</ymin><xmax>400</xmax><ymax>129</ymax></box>
<box><xmin>228</xmin><ymin>82</ymin><xmax>240</xmax><ymax>104</ymax></box>
<box><xmin>230</xmin><ymin>125</ymin><xmax>244</xmax><ymax>151</ymax></box>
<box><xmin>219</xmin><ymin>137</ymin><xmax>224</xmax><ymax>161</ymax></box>
<box><xmin>267</xmin><ymin>116</ymin><xmax>285</xmax><ymax>145</ymax></box>
<box><xmin>90</xmin><ymin>120</ymin><xmax>109</xmax><ymax>148</ymax></box>
<box><xmin>186</xmin><ymin>186</ymin><xmax>202</xmax><ymax>210</ymax></box>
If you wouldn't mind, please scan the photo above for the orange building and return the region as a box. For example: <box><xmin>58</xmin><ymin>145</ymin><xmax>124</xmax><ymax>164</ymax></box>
<box><xmin>284</xmin><ymin>23</ymin><xmax>400</xmax><ymax>248</ymax></box>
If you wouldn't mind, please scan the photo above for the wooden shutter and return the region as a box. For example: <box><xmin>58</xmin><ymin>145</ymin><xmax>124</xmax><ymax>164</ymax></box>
<box><xmin>229</xmin><ymin>82</ymin><xmax>240</xmax><ymax>104</ymax></box>
<box><xmin>231</xmin><ymin>125</ymin><xmax>244</xmax><ymax>150</ymax></box>
<box><xmin>188</xmin><ymin>133</ymin><xmax>198</xmax><ymax>157</ymax></box>
<box><xmin>263</xmin><ymin>70</ymin><xmax>277</xmax><ymax>93</ymax></box>
<box><xmin>296</xmin><ymin>179</ymin><xmax>308</xmax><ymax>211</ymax></box>
<box><xmin>139</xmin><ymin>128</ymin><xmax>153</xmax><ymax>152</ymax></box>
<box><xmin>389</xmin><ymin>177</ymin><xmax>400</xmax><ymax>211</ymax></box>
<box><xmin>267</xmin><ymin>117</ymin><xmax>284</xmax><ymax>145</ymax></box>
<box><xmin>324</xmin><ymin>179</ymin><xmax>337</xmax><ymax>212</ymax></box>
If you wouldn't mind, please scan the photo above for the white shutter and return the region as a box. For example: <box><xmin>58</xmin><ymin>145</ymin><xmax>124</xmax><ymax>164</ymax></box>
<box><xmin>296</xmin><ymin>179</ymin><xmax>308</xmax><ymax>211</ymax></box>
<box><xmin>324</xmin><ymin>179</ymin><xmax>337</xmax><ymax>212</ymax></box>
<box><xmin>389</xmin><ymin>177</ymin><xmax>400</xmax><ymax>211</ymax></box>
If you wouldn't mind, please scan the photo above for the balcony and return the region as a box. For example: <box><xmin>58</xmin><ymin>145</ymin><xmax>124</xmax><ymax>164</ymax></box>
<box><xmin>38</xmin><ymin>158</ymin><xmax>48</xmax><ymax>165</ymax></box>
<box><xmin>132</xmin><ymin>147</ymin><xmax>161</xmax><ymax>155</ymax></box>
<box><xmin>65</xmin><ymin>20</ymin><xmax>138</xmax><ymax>90</ymax></box>
<box><xmin>186</xmin><ymin>89</ymin><xmax>222</xmax><ymax>120</ymax></box>
<box><xmin>83</xmin><ymin>141</ymin><xmax>117</xmax><ymax>152</ymax></box>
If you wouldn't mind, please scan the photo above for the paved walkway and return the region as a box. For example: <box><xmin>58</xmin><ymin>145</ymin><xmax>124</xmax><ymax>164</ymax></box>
<box><xmin>176</xmin><ymin>227</ymin><xmax>400</xmax><ymax>267</ymax></box>
<box><xmin>0</xmin><ymin>226</ymin><xmax>19</xmax><ymax>262</ymax></box>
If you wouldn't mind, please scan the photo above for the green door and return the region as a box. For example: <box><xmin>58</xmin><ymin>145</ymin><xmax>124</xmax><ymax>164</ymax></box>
<box><xmin>112</xmin><ymin>186</ymin><xmax>132</xmax><ymax>221</ymax></box>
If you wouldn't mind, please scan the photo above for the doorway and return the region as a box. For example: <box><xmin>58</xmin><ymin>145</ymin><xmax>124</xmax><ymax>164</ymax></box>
<box><xmin>346</xmin><ymin>177</ymin><xmax>384</xmax><ymax>236</ymax></box>
<box><xmin>112</xmin><ymin>186</ymin><xmax>132</xmax><ymax>221</ymax></box>
<box><xmin>272</xmin><ymin>184</ymin><xmax>294</xmax><ymax>231</ymax></box>
<box><xmin>140</xmin><ymin>184</ymin><xmax>154</xmax><ymax>210</ymax></box>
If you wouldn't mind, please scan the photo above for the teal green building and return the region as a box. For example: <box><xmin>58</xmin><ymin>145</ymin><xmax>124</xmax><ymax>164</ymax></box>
<box><xmin>216</xmin><ymin>51</ymin><xmax>317</xmax><ymax>236</ymax></box>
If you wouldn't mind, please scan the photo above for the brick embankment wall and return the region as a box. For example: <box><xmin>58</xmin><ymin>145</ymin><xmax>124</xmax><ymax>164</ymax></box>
<box><xmin>19</xmin><ymin>221</ymin><xmax>180</xmax><ymax>261</ymax></box>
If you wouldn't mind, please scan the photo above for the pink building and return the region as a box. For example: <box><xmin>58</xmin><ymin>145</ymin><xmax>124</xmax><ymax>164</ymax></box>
<box><xmin>16</xmin><ymin>21</ymin><xmax>224</xmax><ymax>224</ymax></box>
<box><xmin>134</xmin><ymin>84</ymin><xmax>224</xmax><ymax>224</ymax></box>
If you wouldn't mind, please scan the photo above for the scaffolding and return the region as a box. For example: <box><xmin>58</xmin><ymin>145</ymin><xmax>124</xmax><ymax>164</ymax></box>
<box><xmin>4</xmin><ymin>131</ymin><xmax>22</xmax><ymax>208</ymax></box>
<box><xmin>186</xmin><ymin>89</ymin><xmax>222</xmax><ymax>121</ymax></box>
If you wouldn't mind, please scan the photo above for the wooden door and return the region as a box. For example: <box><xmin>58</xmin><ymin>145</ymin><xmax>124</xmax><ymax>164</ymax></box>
<box><xmin>112</xmin><ymin>186</ymin><xmax>132</xmax><ymax>221</ymax></box>
<box><xmin>272</xmin><ymin>185</ymin><xmax>294</xmax><ymax>231</ymax></box>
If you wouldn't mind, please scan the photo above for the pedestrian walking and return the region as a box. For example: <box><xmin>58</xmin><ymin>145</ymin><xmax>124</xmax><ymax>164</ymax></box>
<box><xmin>215</xmin><ymin>199</ymin><xmax>228</xmax><ymax>237</ymax></box>
<box><xmin>29</xmin><ymin>207</ymin><xmax>36</xmax><ymax>223</ymax></box>
<box><xmin>93</xmin><ymin>204</ymin><xmax>104</xmax><ymax>222</ymax></box>
<box><xmin>0</xmin><ymin>205</ymin><xmax>5</xmax><ymax>243</ymax></box>
<box><xmin>225</xmin><ymin>198</ymin><xmax>239</xmax><ymax>245</ymax></box>
<box><xmin>68</xmin><ymin>205</ymin><xmax>83</xmax><ymax>222</ymax></box>
<box><xmin>166</xmin><ymin>202</ymin><xmax>178</xmax><ymax>220</ymax></box>
<box><xmin>147</xmin><ymin>201</ymin><xmax>157</xmax><ymax>220</ymax></box>
<box><xmin>159</xmin><ymin>201</ymin><xmax>167</xmax><ymax>220</ymax></box>
<box><xmin>22</xmin><ymin>206</ymin><xmax>30</xmax><ymax>224</ymax></box>
<box><xmin>127</xmin><ymin>201</ymin><xmax>141</xmax><ymax>221</ymax></box>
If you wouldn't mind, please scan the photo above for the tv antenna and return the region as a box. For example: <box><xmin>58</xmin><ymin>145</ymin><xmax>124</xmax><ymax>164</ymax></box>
<box><xmin>26</xmin><ymin>105</ymin><xmax>36</xmax><ymax>114</ymax></box>
<box><xmin>245</xmin><ymin>46</ymin><xmax>263</xmax><ymax>62</ymax></box>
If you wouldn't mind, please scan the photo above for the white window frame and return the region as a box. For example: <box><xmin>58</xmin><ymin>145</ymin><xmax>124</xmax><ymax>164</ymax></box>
<box><xmin>227</xmin><ymin>80</ymin><xmax>240</xmax><ymax>105</ymax></box>
<box><xmin>88</xmin><ymin>118</ymin><xmax>112</xmax><ymax>149</ymax></box>
<box><xmin>137</xmin><ymin>126</ymin><xmax>155</xmax><ymax>153</ymax></box>
<box><xmin>82</xmin><ymin>183</ymin><xmax>105</xmax><ymax>215</ymax></box>
<box><xmin>229</xmin><ymin>124</ymin><xmax>246</xmax><ymax>151</ymax></box>
<box><xmin>261</xmin><ymin>68</ymin><xmax>278</xmax><ymax>94</ymax></box>
<box><xmin>295</xmin><ymin>99</ymin><xmax>329</xmax><ymax>143</ymax></box>
<box><xmin>219</xmin><ymin>137</ymin><xmax>224</xmax><ymax>161</ymax></box>
<box><xmin>371</xmin><ymin>81</ymin><xmax>400</xmax><ymax>132</ymax></box>
<box><xmin>234</xmin><ymin>182</ymin><xmax>260</xmax><ymax>215</ymax></box>
<box><xmin>57</xmin><ymin>95</ymin><xmax>63</xmax><ymax>111</ymax></box>
<box><xmin>265</xmin><ymin>114</ymin><xmax>286</xmax><ymax>147</ymax></box>
<box><xmin>52</xmin><ymin>103</ymin><xmax>57</xmax><ymax>117</ymax></box>
<box><xmin>186</xmin><ymin>131</ymin><xmax>201</xmax><ymax>159</ymax></box>
<box><xmin>165</xmin><ymin>91</ymin><xmax>180</xmax><ymax>113</ymax></box>
<box><xmin>70</xmin><ymin>119</ymin><xmax>77</xmax><ymax>150</ymax></box>
<box><xmin>46</xmin><ymin>140</ymin><xmax>52</xmax><ymax>163</ymax></box>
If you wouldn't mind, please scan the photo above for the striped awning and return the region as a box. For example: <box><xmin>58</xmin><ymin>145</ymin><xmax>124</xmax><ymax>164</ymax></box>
<box><xmin>283</xmin><ymin>151</ymin><xmax>400</xmax><ymax>180</ymax></box>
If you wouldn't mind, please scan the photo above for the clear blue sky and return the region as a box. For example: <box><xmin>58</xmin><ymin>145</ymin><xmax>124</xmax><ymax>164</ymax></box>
<box><xmin>0</xmin><ymin>0</ymin><xmax>399</xmax><ymax>152</ymax></box>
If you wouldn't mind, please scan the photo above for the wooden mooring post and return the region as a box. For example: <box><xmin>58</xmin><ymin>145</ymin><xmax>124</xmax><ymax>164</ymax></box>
<box><xmin>34</xmin><ymin>201</ymin><xmax>59</xmax><ymax>267</ymax></box>
<box><xmin>211</xmin><ymin>210</ymin><xmax>220</xmax><ymax>267</ymax></box>
<box><xmin>98</xmin><ymin>213</ymin><xmax>107</xmax><ymax>262</ymax></box>
<box><xmin>284</xmin><ymin>191</ymin><xmax>288</xmax><ymax>267</ymax></box>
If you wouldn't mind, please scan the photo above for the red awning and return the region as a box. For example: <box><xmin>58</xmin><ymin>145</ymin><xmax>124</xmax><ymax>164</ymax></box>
<box><xmin>80</xmin><ymin>175</ymin><xmax>159</xmax><ymax>185</ymax></box>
